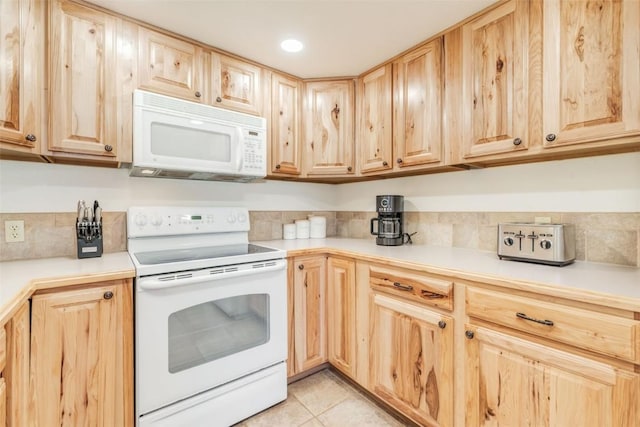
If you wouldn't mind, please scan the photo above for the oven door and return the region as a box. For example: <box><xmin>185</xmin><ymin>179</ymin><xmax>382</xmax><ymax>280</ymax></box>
<box><xmin>135</xmin><ymin>259</ymin><xmax>287</xmax><ymax>416</ymax></box>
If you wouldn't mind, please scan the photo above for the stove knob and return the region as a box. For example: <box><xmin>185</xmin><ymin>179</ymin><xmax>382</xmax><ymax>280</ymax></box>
<box><xmin>237</xmin><ymin>213</ymin><xmax>247</xmax><ymax>223</ymax></box>
<box><xmin>540</xmin><ymin>240</ymin><xmax>552</xmax><ymax>250</ymax></box>
<box><xmin>135</xmin><ymin>214</ymin><xmax>148</xmax><ymax>227</ymax></box>
<box><xmin>227</xmin><ymin>215</ymin><xmax>236</xmax><ymax>223</ymax></box>
<box><xmin>150</xmin><ymin>215</ymin><xmax>163</xmax><ymax>227</ymax></box>
<box><xmin>504</xmin><ymin>237</ymin><xmax>514</xmax><ymax>246</ymax></box>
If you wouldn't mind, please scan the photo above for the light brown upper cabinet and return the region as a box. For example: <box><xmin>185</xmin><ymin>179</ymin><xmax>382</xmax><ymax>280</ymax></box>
<box><xmin>393</xmin><ymin>39</ymin><xmax>445</xmax><ymax>169</ymax></box>
<box><xmin>357</xmin><ymin>64</ymin><xmax>393</xmax><ymax>174</ymax></box>
<box><xmin>269</xmin><ymin>72</ymin><xmax>303</xmax><ymax>176</ymax></box>
<box><xmin>0</xmin><ymin>0</ymin><xmax>45</xmax><ymax>158</ymax></box>
<box><xmin>48</xmin><ymin>0</ymin><xmax>133</xmax><ymax>163</ymax></box>
<box><xmin>208</xmin><ymin>53</ymin><xmax>263</xmax><ymax>116</ymax></box>
<box><xmin>138</xmin><ymin>27</ymin><xmax>204</xmax><ymax>102</ymax></box>
<box><xmin>303</xmin><ymin>80</ymin><xmax>356</xmax><ymax>177</ymax></box>
<box><xmin>542</xmin><ymin>0</ymin><xmax>640</xmax><ymax>149</ymax></box>
<box><xmin>457</xmin><ymin>0</ymin><xmax>536</xmax><ymax>161</ymax></box>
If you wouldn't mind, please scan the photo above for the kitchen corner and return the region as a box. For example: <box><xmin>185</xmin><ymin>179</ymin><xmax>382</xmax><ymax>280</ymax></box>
<box><xmin>0</xmin><ymin>252</ymin><xmax>134</xmax><ymax>323</ymax></box>
<box><xmin>256</xmin><ymin>237</ymin><xmax>640</xmax><ymax>309</ymax></box>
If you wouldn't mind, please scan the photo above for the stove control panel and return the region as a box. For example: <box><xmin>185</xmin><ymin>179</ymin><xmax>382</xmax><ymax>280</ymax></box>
<box><xmin>498</xmin><ymin>223</ymin><xmax>575</xmax><ymax>266</ymax></box>
<box><xmin>128</xmin><ymin>206</ymin><xmax>250</xmax><ymax>237</ymax></box>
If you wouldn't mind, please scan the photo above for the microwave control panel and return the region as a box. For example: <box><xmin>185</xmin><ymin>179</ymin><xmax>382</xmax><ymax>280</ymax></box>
<box><xmin>242</xmin><ymin>130</ymin><xmax>266</xmax><ymax>173</ymax></box>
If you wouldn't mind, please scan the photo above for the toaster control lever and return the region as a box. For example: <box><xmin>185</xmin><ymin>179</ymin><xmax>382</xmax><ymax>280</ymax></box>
<box><xmin>527</xmin><ymin>232</ymin><xmax>538</xmax><ymax>251</ymax></box>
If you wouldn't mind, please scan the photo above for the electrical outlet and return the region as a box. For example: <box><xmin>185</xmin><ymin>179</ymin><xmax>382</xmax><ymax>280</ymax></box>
<box><xmin>5</xmin><ymin>220</ymin><xmax>25</xmax><ymax>243</ymax></box>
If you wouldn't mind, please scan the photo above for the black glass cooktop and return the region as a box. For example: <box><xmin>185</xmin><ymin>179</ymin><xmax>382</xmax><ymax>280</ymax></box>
<box><xmin>134</xmin><ymin>244</ymin><xmax>277</xmax><ymax>265</ymax></box>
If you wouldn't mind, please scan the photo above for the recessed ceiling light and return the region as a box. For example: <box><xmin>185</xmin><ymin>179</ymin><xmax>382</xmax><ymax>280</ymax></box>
<box><xmin>280</xmin><ymin>39</ymin><xmax>303</xmax><ymax>53</ymax></box>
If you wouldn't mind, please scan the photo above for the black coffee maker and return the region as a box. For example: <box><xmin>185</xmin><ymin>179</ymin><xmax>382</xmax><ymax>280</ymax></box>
<box><xmin>370</xmin><ymin>195</ymin><xmax>404</xmax><ymax>246</ymax></box>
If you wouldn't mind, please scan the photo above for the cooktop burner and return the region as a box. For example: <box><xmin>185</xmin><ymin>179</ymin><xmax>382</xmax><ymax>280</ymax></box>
<box><xmin>134</xmin><ymin>244</ymin><xmax>278</xmax><ymax>265</ymax></box>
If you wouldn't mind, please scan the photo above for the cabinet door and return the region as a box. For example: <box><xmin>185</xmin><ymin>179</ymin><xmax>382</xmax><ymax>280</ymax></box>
<box><xmin>270</xmin><ymin>72</ymin><xmax>303</xmax><ymax>176</ymax></box>
<box><xmin>542</xmin><ymin>0</ymin><xmax>640</xmax><ymax>147</ymax></box>
<box><xmin>0</xmin><ymin>0</ymin><xmax>44</xmax><ymax>154</ymax></box>
<box><xmin>393</xmin><ymin>39</ymin><xmax>444</xmax><ymax>168</ymax></box>
<box><xmin>48</xmin><ymin>0</ymin><xmax>119</xmax><ymax>160</ymax></box>
<box><xmin>369</xmin><ymin>292</ymin><xmax>453</xmax><ymax>427</ymax></box>
<box><xmin>30</xmin><ymin>281</ymin><xmax>133</xmax><ymax>427</ymax></box>
<box><xmin>292</xmin><ymin>256</ymin><xmax>327</xmax><ymax>372</ymax></box>
<box><xmin>303</xmin><ymin>80</ymin><xmax>355</xmax><ymax>176</ymax></box>
<box><xmin>358</xmin><ymin>64</ymin><xmax>393</xmax><ymax>174</ymax></box>
<box><xmin>465</xmin><ymin>325</ymin><xmax>640</xmax><ymax>427</ymax></box>
<box><xmin>138</xmin><ymin>27</ymin><xmax>204</xmax><ymax>102</ymax></box>
<box><xmin>210</xmin><ymin>53</ymin><xmax>262</xmax><ymax>115</ymax></box>
<box><xmin>327</xmin><ymin>257</ymin><xmax>356</xmax><ymax>378</ymax></box>
<box><xmin>461</xmin><ymin>0</ymin><xmax>531</xmax><ymax>159</ymax></box>
<box><xmin>4</xmin><ymin>302</ymin><xmax>29</xmax><ymax>427</ymax></box>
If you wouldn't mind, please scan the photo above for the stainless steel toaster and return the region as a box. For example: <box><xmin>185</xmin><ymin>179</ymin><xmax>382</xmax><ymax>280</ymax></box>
<box><xmin>498</xmin><ymin>223</ymin><xmax>575</xmax><ymax>266</ymax></box>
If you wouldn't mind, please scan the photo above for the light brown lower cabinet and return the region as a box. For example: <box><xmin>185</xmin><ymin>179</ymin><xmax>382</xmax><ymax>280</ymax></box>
<box><xmin>368</xmin><ymin>291</ymin><xmax>454</xmax><ymax>427</ymax></box>
<box><xmin>29</xmin><ymin>279</ymin><xmax>133</xmax><ymax>427</ymax></box>
<box><xmin>289</xmin><ymin>255</ymin><xmax>327</xmax><ymax>376</ymax></box>
<box><xmin>3</xmin><ymin>302</ymin><xmax>29</xmax><ymax>427</ymax></box>
<box><xmin>287</xmin><ymin>256</ymin><xmax>639</xmax><ymax>427</ymax></box>
<box><xmin>464</xmin><ymin>324</ymin><xmax>640</xmax><ymax>427</ymax></box>
<box><xmin>326</xmin><ymin>257</ymin><xmax>356</xmax><ymax>379</ymax></box>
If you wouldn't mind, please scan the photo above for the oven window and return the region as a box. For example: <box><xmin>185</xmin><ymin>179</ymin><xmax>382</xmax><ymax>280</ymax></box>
<box><xmin>168</xmin><ymin>294</ymin><xmax>269</xmax><ymax>373</ymax></box>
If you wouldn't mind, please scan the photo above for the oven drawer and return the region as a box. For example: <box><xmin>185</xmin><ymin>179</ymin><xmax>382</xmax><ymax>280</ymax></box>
<box><xmin>369</xmin><ymin>265</ymin><xmax>453</xmax><ymax>310</ymax></box>
<box><xmin>466</xmin><ymin>287</ymin><xmax>640</xmax><ymax>363</ymax></box>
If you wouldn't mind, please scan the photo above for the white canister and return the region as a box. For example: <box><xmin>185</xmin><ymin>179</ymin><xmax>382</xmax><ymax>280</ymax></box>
<box><xmin>308</xmin><ymin>216</ymin><xmax>327</xmax><ymax>238</ymax></box>
<box><xmin>295</xmin><ymin>219</ymin><xmax>310</xmax><ymax>239</ymax></box>
<box><xmin>283</xmin><ymin>223</ymin><xmax>296</xmax><ymax>240</ymax></box>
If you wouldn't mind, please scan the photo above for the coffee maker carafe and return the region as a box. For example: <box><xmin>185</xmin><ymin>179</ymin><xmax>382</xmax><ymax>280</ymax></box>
<box><xmin>370</xmin><ymin>195</ymin><xmax>404</xmax><ymax>246</ymax></box>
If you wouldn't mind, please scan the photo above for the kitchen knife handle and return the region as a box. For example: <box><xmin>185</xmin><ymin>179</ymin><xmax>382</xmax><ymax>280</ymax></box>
<box><xmin>77</xmin><ymin>200</ymin><xmax>85</xmax><ymax>220</ymax></box>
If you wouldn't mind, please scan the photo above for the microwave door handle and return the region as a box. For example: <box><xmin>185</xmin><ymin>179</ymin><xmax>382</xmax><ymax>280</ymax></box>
<box><xmin>137</xmin><ymin>261</ymin><xmax>286</xmax><ymax>291</ymax></box>
<box><xmin>236</xmin><ymin>128</ymin><xmax>244</xmax><ymax>171</ymax></box>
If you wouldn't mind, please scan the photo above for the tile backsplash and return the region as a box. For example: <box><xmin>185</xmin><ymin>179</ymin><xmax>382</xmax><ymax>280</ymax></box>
<box><xmin>1</xmin><ymin>211</ymin><xmax>638</xmax><ymax>267</ymax></box>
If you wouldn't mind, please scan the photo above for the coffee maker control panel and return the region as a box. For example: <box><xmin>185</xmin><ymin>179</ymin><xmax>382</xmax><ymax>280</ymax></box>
<box><xmin>377</xmin><ymin>195</ymin><xmax>402</xmax><ymax>213</ymax></box>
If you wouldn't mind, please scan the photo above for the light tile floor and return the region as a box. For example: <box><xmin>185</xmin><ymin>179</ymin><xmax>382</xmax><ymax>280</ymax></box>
<box><xmin>236</xmin><ymin>369</ymin><xmax>410</xmax><ymax>427</ymax></box>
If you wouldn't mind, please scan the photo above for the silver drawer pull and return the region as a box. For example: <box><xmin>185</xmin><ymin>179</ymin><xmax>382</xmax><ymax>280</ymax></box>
<box><xmin>516</xmin><ymin>312</ymin><xmax>554</xmax><ymax>326</ymax></box>
<box><xmin>393</xmin><ymin>282</ymin><xmax>413</xmax><ymax>292</ymax></box>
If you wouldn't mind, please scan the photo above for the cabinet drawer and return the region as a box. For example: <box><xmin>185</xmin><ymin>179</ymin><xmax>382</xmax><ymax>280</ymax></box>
<box><xmin>369</xmin><ymin>265</ymin><xmax>453</xmax><ymax>310</ymax></box>
<box><xmin>0</xmin><ymin>326</ymin><xmax>5</xmax><ymax>373</ymax></box>
<box><xmin>466</xmin><ymin>287</ymin><xmax>640</xmax><ymax>363</ymax></box>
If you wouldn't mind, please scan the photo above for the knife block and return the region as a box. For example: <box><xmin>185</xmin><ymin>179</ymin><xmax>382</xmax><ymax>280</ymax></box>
<box><xmin>76</xmin><ymin>220</ymin><xmax>103</xmax><ymax>259</ymax></box>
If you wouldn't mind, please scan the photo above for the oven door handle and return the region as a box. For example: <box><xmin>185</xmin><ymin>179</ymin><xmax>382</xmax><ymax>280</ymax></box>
<box><xmin>137</xmin><ymin>261</ymin><xmax>286</xmax><ymax>290</ymax></box>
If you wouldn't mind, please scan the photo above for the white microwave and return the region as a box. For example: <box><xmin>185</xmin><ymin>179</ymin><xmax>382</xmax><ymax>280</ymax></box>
<box><xmin>131</xmin><ymin>90</ymin><xmax>267</xmax><ymax>182</ymax></box>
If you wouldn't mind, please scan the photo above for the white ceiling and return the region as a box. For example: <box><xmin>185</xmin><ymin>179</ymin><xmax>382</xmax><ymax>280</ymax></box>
<box><xmin>87</xmin><ymin>0</ymin><xmax>497</xmax><ymax>78</ymax></box>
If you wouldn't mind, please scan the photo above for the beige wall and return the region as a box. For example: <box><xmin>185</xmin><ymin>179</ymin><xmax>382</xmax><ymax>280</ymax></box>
<box><xmin>2</xmin><ymin>211</ymin><xmax>637</xmax><ymax>267</ymax></box>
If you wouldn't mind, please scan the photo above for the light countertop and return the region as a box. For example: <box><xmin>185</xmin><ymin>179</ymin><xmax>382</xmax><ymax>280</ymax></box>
<box><xmin>256</xmin><ymin>238</ymin><xmax>640</xmax><ymax>310</ymax></box>
<box><xmin>0</xmin><ymin>252</ymin><xmax>135</xmax><ymax>323</ymax></box>
<box><xmin>1</xmin><ymin>240</ymin><xmax>638</xmax><ymax>323</ymax></box>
